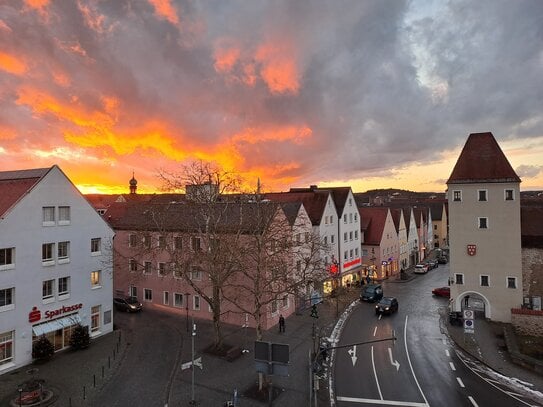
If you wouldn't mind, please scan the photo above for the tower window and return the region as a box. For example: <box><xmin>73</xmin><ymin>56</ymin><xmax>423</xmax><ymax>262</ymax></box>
<box><xmin>478</xmin><ymin>190</ymin><xmax>487</xmax><ymax>201</ymax></box>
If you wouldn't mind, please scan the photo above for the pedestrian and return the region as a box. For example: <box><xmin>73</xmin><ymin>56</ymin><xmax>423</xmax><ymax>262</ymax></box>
<box><xmin>279</xmin><ymin>314</ymin><xmax>285</xmax><ymax>333</ymax></box>
<box><xmin>464</xmin><ymin>295</ymin><xmax>470</xmax><ymax>308</ymax></box>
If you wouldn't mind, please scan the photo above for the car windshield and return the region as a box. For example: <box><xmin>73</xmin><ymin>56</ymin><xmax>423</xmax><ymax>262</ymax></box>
<box><xmin>379</xmin><ymin>298</ymin><xmax>393</xmax><ymax>305</ymax></box>
<box><xmin>126</xmin><ymin>297</ymin><xmax>139</xmax><ymax>304</ymax></box>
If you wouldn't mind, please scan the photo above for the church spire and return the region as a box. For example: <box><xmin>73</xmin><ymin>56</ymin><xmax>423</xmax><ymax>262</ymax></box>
<box><xmin>129</xmin><ymin>171</ymin><xmax>138</xmax><ymax>194</ymax></box>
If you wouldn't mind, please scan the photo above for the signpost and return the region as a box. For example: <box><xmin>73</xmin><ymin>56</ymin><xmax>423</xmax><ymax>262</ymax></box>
<box><xmin>463</xmin><ymin>309</ymin><xmax>474</xmax><ymax>334</ymax></box>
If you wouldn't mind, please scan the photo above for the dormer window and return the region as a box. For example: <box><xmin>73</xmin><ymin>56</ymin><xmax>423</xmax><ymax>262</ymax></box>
<box><xmin>478</xmin><ymin>190</ymin><xmax>487</xmax><ymax>202</ymax></box>
<box><xmin>453</xmin><ymin>190</ymin><xmax>462</xmax><ymax>202</ymax></box>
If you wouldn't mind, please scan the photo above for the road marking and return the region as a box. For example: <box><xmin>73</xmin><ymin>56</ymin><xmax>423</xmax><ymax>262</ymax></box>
<box><xmin>449</xmin><ymin>362</ymin><xmax>456</xmax><ymax>371</ymax></box>
<box><xmin>348</xmin><ymin>345</ymin><xmax>358</xmax><ymax>366</ymax></box>
<box><xmin>457</xmin><ymin>377</ymin><xmax>465</xmax><ymax>388</ymax></box>
<box><xmin>378</xmin><ymin>313</ymin><xmax>383</xmax><ymax>320</ymax></box>
<box><xmin>445</xmin><ymin>349</ymin><xmax>450</xmax><ymax>357</ymax></box>
<box><xmin>468</xmin><ymin>396</ymin><xmax>479</xmax><ymax>406</ymax></box>
<box><xmin>388</xmin><ymin>347</ymin><xmax>400</xmax><ymax>371</ymax></box>
<box><xmin>373</xmin><ymin>326</ymin><xmax>378</xmax><ymax>337</ymax></box>
<box><xmin>404</xmin><ymin>315</ymin><xmax>429</xmax><ymax>405</ymax></box>
<box><xmin>335</xmin><ymin>396</ymin><xmax>428</xmax><ymax>406</ymax></box>
<box><xmin>371</xmin><ymin>346</ymin><xmax>383</xmax><ymax>400</ymax></box>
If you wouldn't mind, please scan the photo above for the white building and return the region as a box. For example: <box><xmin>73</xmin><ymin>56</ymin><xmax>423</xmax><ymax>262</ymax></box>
<box><xmin>447</xmin><ymin>132</ymin><xmax>522</xmax><ymax>322</ymax></box>
<box><xmin>0</xmin><ymin>166</ymin><xmax>114</xmax><ymax>374</ymax></box>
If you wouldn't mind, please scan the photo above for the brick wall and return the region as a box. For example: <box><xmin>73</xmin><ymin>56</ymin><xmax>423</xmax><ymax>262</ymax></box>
<box><xmin>511</xmin><ymin>308</ymin><xmax>543</xmax><ymax>336</ymax></box>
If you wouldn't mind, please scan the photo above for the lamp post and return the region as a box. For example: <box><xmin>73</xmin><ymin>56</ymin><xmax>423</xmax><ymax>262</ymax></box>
<box><xmin>185</xmin><ymin>292</ymin><xmax>190</xmax><ymax>333</ymax></box>
<box><xmin>190</xmin><ymin>319</ymin><xmax>197</xmax><ymax>405</ymax></box>
<box><xmin>18</xmin><ymin>388</ymin><xmax>22</xmax><ymax>407</ymax></box>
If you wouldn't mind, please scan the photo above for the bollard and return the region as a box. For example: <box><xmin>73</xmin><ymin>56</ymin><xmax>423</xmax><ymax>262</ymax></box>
<box><xmin>69</xmin><ymin>397</ymin><xmax>72</xmax><ymax>407</ymax></box>
<box><xmin>102</xmin><ymin>365</ymin><xmax>104</xmax><ymax>378</ymax></box>
<box><xmin>83</xmin><ymin>385</ymin><xmax>86</xmax><ymax>400</ymax></box>
<box><xmin>117</xmin><ymin>342</ymin><xmax>119</xmax><ymax>352</ymax></box>
<box><xmin>93</xmin><ymin>374</ymin><xmax>96</xmax><ymax>388</ymax></box>
<box><xmin>108</xmin><ymin>356</ymin><xmax>111</xmax><ymax>368</ymax></box>
<box><xmin>113</xmin><ymin>349</ymin><xmax>116</xmax><ymax>360</ymax></box>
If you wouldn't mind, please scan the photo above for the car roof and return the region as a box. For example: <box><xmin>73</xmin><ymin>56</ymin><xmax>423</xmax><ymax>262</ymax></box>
<box><xmin>380</xmin><ymin>296</ymin><xmax>397</xmax><ymax>301</ymax></box>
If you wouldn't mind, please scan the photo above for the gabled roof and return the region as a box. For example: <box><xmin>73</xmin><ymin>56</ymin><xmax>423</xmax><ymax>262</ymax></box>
<box><xmin>389</xmin><ymin>208</ymin><xmax>402</xmax><ymax>233</ymax></box>
<box><xmin>447</xmin><ymin>132</ymin><xmax>521</xmax><ymax>184</ymax></box>
<box><xmin>280</xmin><ymin>202</ymin><xmax>303</xmax><ymax>227</ymax></box>
<box><xmin>358</xmin><ymin>207</ymin><xmax>389</xmax><ymax>245</ymax></box>
<box><xmin>264</xmin><ymin>191</ymin><xmax>330</xmax><ymax>226</ymax></box>
<box><xmin>428</xmin><ymin>201</ymin><xmax>445</xmax><ymax>222</ymax></box>
<box><xmin>0</xmin><ymin>167</ymin><xmax>50</xmax><ymax>217</ymax></box>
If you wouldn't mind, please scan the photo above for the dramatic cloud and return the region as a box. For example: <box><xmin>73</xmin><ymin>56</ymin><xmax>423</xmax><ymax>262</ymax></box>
<box><xmin>0</xmin><ymin>0</ymin><xmax>542</xmax><ymax>193</ymax></box>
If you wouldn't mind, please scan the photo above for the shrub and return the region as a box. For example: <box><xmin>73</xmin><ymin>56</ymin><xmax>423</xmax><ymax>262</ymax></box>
<box><xmin>69</xmin><ymin>324</ymin><xmax>90</xmax><ymax>350</ymax></box>
<box><xmin>32</xmin><ymin>336</ymin><xmax>54</xmax><ymax>361</ymax></box>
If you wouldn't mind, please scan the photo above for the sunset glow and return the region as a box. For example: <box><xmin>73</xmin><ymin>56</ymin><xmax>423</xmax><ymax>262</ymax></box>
<box><xmin>0</xmin><ymin>1</ymin><xmax>542</xmax><ymax>194</ymax></box>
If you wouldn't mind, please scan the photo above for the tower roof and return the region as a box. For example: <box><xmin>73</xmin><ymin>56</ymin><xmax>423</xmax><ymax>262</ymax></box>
<box><xmin>447</xmin><ymin>132</ymin><xmax>521</xmax><ymax>184</ymax></box>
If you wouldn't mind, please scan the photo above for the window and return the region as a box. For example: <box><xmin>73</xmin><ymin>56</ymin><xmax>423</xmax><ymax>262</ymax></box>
<box><xmin>344</xmin><ymin>232</ymin><xmax>347</xmax><ymax>242</ymax></box>
<box><xmin>191</xmin><ymin>267</ymin><xmax>202</xmax><ymax>281</ymax></box>
<box><xmin>129</xmin><ymin>285</ymin><xmax>137</xmax><ymax>298</ymax></box>
<box><xmin>354</xmin><ymin>230</ymin><xmax>358</xmax><ymax>240</ymax></box>
<box><xmin>331</xmin><ymin>235</ymin><xmax>335</xmax><ymax>244</ymax></box>
<box><xmin>343</xmin><ymin>214</ymin><xmax>347</xmax><ymax>224</ymax></box>
<box><xmin>453</xmin><ymin>190</ymin><xmax>462</xmax><ymax>202</ymax></box>
<box><xmin>296</xmin><ymin>260</ymin><xmax>301</xmax><ymax>273</ymax></box>
<box><xmin>480</xmin><ymin>275</ymin><xmax>489</xmax><ymax>287</ymax></box>
<box><xmin>330</xmin><ymin>216</ymin><xmax>333</xmax><ymax>224</ymax></box>
<box><xmin>0</xmin><ymin>287</ymin><xmax>14</xmax><ymax>310</ymax></box>
<box><xmin>129</xmin><ymin>259</ymin><xmax>138</xmax><ymax>272</ymax></box>
<box><xmin>172</xmin><ymin>263</ymin><xmax>181</xmax><ymax>278</ymax></box>
<box><xmin>354</xmin><ymin>213</ymin><xmax>358</xmax><ymax>222</ymax></box>
<box><xmin>42</xmin><ymin>243</ymin><xmax>55</xmax><ymax>263</ymax></box>
<box><xmin>58</xmin><ymin>241</ymin><xmax>70</xmax><ymax>261</ymax></box>
<box><xmin>478</xmin><ymin>217</ymin><xmax>488</xmax><ymax>229</ymax></box>
<box><xmin>349</xmin><ymin>249</ymin><xmax>353</xmax><ymax>259</ymax></box>
<box><xmin>142</xmin><ymin>234</ymin><xmax>151</xmax><ymax>249</ymax></box>
<box><xmin>191</xmin><ymin>237</ymin><xmax>201</xmax><ymax>251</ymax></box>
<box><xmin>58</xmin><ymin>277</ymin><xmax>70</xmax><ymax>296</ymax></box>
<box><xmin>104</xmin><ymin>310</ymin><xmax>112</xmax><ymax>325</ymax></box>
<box><xmin>42</xmin><ymin>206</ymin><xmax>55</xmax><ymax>225</ymax></box>
<box><xmin>349</xmin><ymin>231</ymin><xmax>353</xmax><ymax>241</ymax></box>
<box><xmin>158</xmin><ymin>235</ymin><xmax>166</xmax><ymax>248</ymax></box>
<box><xmin>144</xmin><ymin>288</ymin><xmax>152</xmax><ymax>301</ymax></box>
<box><xmin>507</xmin><ymin>277</ymin><xmax>517</xmax><ymax>289</ymax></box>
<box><xmin>434</xmin><ymin>225</ymin><xmax>437</xmax><ymax>230</ymax></box>
<box><xmin>0</xmin><ymin>331</ymin><xmax>14</xmax><ymax>367</ymax></box>
<box><xmin>129</xmin><ymin>234</ymin><xmax>138</xmax><ymax>248</ymax></box>
<box><xmin>505</xmin><ymin>189</ymin><xmax>515</xmax><ymax>201</ymax></box>
<box><xmin>455</xmin><ymin>274</ymin><xmax>464</xmax><ymax>285</ymax></box>
<box><xmin>323</xmin><ymin>236</ymin><xmax>328</xmax><ymax>245</ymax></box>
<box><xmin>174</xmin><ymin>293</ymin><xmax>183</xmax><ymax>307</ymax></box>
<box><xmin>349</xmin><ymin>198</ymin><xmax>352</xmax><ymax>206</ymax></box>
<box><xmin>91</xmin><ymin>305</ymin><xmax>101</xmax><ymax>333</ymax></box>
<box><xmin>91</xmin><ymin>270</ymin><xmax>101</xmax><ymax>287</ymax></box>
<box><xmin>349</xmin><ymin>213</ymin><xmax>353</xmax><ymax>223</ymax></box>
<box><xmin>91</xmin><ymin>238</ymin><xmax>101</xmax><ymax>254</ymax></box>
<box><xmin>282</xmin><ymin>296</ymin><xmax>288</xmax><ymax>308</ymax></box>
<box><xmin>478</xmin><ymin>190</ymin><xmax>487</xmax><ymax>201</ymax></box>
<box><xmin>174</xmin><ymin>236</ymin><xmax>182</xmax><ymax>250</ymax></box>
<box><xmin>144</xmin><ymin>261</ymin><xmax>152</xmax><ymax>274</ymax></box>
<box><xmin>355</xmin><ymin>248</ymin><xmax>359</xmax><ymax>256</ymax></box>
<box><xmin>305</xmin><ymin>232</ymin><xmax>310</xmax><ymax>242</ymax></box>
<box><xmin>58</xmin><ymin>206</ymin><xmax>70</xmax><ymax>225</ymax></box>
<box><xmin>163</xmin><ymin>291</ymin><xmax>169</xmax><ymax>305</ymax></box>
<box><xmin>42</xmin><ymin>279</ymin><xmax>54</xmax><ymax>300</ymax></box>
<box><xmin>0</xmin><ymin>248</ymin><xmax>14</xmax><ymax>270</ymax></box>
<box><xmin>193</xmin><ymin>295</ymin><xmax>200</xmax><ymax>311</ymax></box>
<box><xmin>271</xmin><ymin>299</ymin><xmax>278</xmax><ymax>313</ymax></box>
<box><xmin>158</xmin><ymin>262</ymin><xmax>166</xmax><ymax>276</ymax></box>
<box><xmin>344</xmin><ymin>251</ymin><xmax>348</xmax><ymax>260</ymax></box>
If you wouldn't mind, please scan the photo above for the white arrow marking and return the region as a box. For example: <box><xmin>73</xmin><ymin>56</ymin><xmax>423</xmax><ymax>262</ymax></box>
<box><xmin>181</xmin><ymin>357</ymin><xmax>203</xmax><ymax>370</ymax></box>
<box><xmin>388</xmin><ymin>347</ymin><xmax>400</xmax><ymax>371</ymax></box>
<box><xmin>347</xmin><ymin>345</ymin><xmax>357</xmax><ymax>366</ymax></box>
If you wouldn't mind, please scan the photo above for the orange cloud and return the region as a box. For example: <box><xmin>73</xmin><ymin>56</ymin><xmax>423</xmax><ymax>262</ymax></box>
<box><xmin>213</xmin><ymin>46</ymin><xmax>240</xmax><ymax>73</ymax></box>
<box><xmin>255</xmin><ymin>44</ymin><xmax>300</xmax><ymax>95</ymax></box>
<box><xmin>148</xmin><ymin>0</ymin><xmax>179</xmax><ymax>25</ymax></box>
<box><xmin>0</xmin><ymin>52</ymin><xmax>27</xmax><ymax>75</ymax></box>
<box><xmin>232</xmin><ymin>125</ymin><xmax>312</xmax><ymax>145</ymax></box>
<box><xmin>24</xmin><ymin>0</ymin><xmax>49</xmax><ymax>9</ymax></box>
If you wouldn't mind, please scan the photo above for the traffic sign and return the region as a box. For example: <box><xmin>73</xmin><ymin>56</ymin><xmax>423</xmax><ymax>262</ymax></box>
<box><xmin>463</xmin><ymin>309</ymin><xmax>474</xmax><ymax>319</ymax></box>
<box><xmin>464</xmin><ymin>318</ymin><xmax>474</xmax><ymax>334</ymax></box>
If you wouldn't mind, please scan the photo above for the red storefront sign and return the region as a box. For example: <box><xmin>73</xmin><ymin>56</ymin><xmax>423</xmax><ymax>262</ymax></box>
<box><xmin>28</xmin><ymin>303</ymin><xmax>83</xmax><ymax>323</ymax></box>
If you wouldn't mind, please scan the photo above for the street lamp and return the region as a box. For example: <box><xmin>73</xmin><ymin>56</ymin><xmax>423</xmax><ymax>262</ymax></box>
<box><xmin>18</xmin><ymin>388</ymin><xmax>22</xmax><ymax>407</ymax></box>
<box><xmin>185</xmin><ymin>292</ymin><xmax>191</xmax><ymax>333</ymax></box>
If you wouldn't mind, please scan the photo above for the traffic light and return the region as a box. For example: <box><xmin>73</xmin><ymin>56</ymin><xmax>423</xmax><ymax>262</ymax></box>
<box><xmin>310</xmin><ymin>304</ymin><xmax>319</xmax><ymax>319</ymax></box>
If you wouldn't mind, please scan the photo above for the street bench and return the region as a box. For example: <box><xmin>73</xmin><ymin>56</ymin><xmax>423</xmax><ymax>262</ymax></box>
<box><xmin>225</xmin><ymin>346</ymin><xmax>243</xmax><ymax>362</ymax></box>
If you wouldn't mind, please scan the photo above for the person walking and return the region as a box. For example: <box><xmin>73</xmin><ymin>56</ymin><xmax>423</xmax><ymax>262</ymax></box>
<box><xmin>464</xmin><ymin>295</ymin><xmax>470</xmax><ymax>308</ymax></box>
<box><xmin>279</xmin><ymin>314</ymin><xmax>285</xmax><ymax>333</ymax></box>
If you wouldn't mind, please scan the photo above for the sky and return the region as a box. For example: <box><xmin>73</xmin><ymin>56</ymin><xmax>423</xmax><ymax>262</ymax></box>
<box><xmin>1</xmin><ymin>0</ymin><xmax>542</xmax><ymax>194</ymax></box>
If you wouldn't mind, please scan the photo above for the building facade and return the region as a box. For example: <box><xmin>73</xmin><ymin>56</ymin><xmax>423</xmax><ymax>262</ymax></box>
<box><xmin>0</xmin><ymin>166</ymin><xmax>114</xmax><ymax>374</ymax></box>
<box><xmin>447</xmin><ymin>132</ymin><xmax>523</xmax><ymax>322</ymax></box>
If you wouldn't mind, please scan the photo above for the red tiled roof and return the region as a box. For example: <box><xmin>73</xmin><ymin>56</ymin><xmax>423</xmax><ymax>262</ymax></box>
<box><xmin>358</xmin><ymin>207</ymin><xmax>389</xmax><ymax>245</ymax></box>
<box><xmin>447</xmin><ymin>132</ymin><xmax>521</xmax><ymax>184</ymax></box>
<box><xmin>0</xmin><ymin>168</ymin><xmax>50</xmax><ymax>217</ymax></box>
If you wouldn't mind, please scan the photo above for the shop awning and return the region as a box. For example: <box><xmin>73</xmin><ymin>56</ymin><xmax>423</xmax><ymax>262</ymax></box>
<box><xmin>32</xmin><ymin>314</ymin><xmax>82</xmax><ymax>336</ymax></box>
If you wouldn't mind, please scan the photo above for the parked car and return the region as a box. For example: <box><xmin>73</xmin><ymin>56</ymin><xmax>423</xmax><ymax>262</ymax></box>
<box><xmin>360</xmin><ymin>284</ymin><xmax>383</xmax><ymax>302</ymax></box>
<box><xmin>113</xmin><ymin>296</ymin><xmax>143</xmax><ymax>312</ymax></box>
<box><xmin>437</xmin><ymin>256</ymin><xmax>448</xmax><ymax>264</ymax></box>
<box><xmin>432</xmin><ymin>286</ymin><xmax>451</xmax><ymax>298</ymax></box>
<box><xmin>414</xmin><ymin>264</ymin><xmax>429</xmax><ymax>274</ymax></box>
<box><xmin>428</xmin><ymin>260</ymin><xmax>438</xmax><ymax>269</ymax></box>
<box><xmin>375</xmin><ymin>297</ymin><xmax>399</xmax><ymax>315</ymax></box>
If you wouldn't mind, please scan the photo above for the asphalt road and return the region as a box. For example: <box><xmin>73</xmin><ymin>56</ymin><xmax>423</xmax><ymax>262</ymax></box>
<box><xmin>333</xmin><ymin>264</ymin><xmax>533</xmax><ymax>407</ymax></box>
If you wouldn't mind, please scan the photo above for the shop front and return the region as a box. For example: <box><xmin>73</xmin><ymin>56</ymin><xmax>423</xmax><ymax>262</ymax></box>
<box><xmin>29</xmin><ymin>303</ymin><xmax>83</xmax><ymax>352</ymax></box>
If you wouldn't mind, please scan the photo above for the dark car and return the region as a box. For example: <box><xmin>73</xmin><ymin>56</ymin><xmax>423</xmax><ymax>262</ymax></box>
<box><xmin>375</xmin><ymin>297</ymin><xmax>399</xmax><ymax>315</ymax></box>
<box><xmin>428</xmin><ymin>260</ymin><xmax>438</xmax><ymax>269</ymax></box>
<box><xmin>432</xmin><ymin>286</ymin><xmax>451</xmax><ymax>298</ymax></box>
<box><xmin>437</xmin><ymin>256</ymin><xmax>448</xmax><ymax>264</ymax></box>
<box><xmin>113</xmin><ymin>296</ymin><xmax>143</xmax><ymax>312</ymax></box>
<box><xmin>360</xmin><ymin>284</ymin><xmax>383</xmax><ymax>302</ymax></box>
